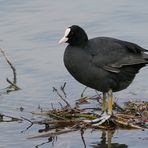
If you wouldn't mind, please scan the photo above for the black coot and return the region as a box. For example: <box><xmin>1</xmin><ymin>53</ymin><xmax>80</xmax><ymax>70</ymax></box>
<box><xmin>59</xmin><ymin>25</ymin><xmax>148</xmax><ymax>124</ymax></box>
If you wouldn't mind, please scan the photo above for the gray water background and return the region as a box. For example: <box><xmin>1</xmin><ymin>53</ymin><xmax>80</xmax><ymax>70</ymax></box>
<box><xmin>0</xmin><ymin>0</ymin><xmax>148</xmax><ymax>147</ymax></box>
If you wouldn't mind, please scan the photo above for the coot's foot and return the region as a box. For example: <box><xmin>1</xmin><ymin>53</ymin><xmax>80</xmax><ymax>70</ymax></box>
<box><xmin>84</xmin><ymin>112</ymin><xmax>111</xmax><ymax>125</ymax></box>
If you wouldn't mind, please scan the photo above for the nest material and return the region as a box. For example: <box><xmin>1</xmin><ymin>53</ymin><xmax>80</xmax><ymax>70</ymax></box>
<box><xmin>29</xmin><ymin>88</ymin><xmax>148</xmax><ymax>139</ymax></box>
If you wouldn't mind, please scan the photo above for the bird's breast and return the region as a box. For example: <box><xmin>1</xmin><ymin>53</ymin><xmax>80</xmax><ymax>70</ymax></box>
<box><xmin>64</xmin><ymin>47</ymin><xmax>93</xmax><ymax>82</ymax></box>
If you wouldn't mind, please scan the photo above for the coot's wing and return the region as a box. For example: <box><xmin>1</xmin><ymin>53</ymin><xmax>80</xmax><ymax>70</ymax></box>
<box><xmin>109</xmin><ymin>40</ymin><xmax>148</xmax><ymax>68</ymax></box>
<box><xmin>91</xmin><ymin>38</ymin><xmax>148</xmax><ymax>73</ymax></box>
<box><xmin>109</xmin><ymin>53</ymin><xmax>148</xmax><ymax>68</ymax></box>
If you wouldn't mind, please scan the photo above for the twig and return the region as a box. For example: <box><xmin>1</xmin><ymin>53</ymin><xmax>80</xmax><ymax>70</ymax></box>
<box><xmin>58</xmin><ymin>102</ymin><xmax>64</xmax><ymax>109</ymax></box>
<box><xmin>113</xmin><ymin>102</ymin><xmax>125</xmax><ymax>112</ymax></box>
<box><xmin>0</xmin><ymin>48</ymin><xmax>20</xmax><ymax>90</ymax></box>
<box><xmin>35</xmin><ymin>137</ymin><xmax>56</xmax><ymax>148</ymax></box>
<box><xmin>114</xmin><ymin>118</ymin><xmax>142</xmax><ymax>129</ymax></box>
<box><xmin>6</xmin><ymin>78</ymin><xmax>20</xmax><ymax>90</ymax></box>
<box><xmin>32</xmin><ymin>111</ymin><xmax>66</xmax><ymax>120</ymax></box>
<box><xmin>81</xmin><ymin>87</ymin><xmax>87</xmax><ymax>97</ymax></box>
<box><xmin>53</xmin><ymin>87</ymin><xmax>70</xmax><ymax>107</ymax></box>
<box><xmin>0</xmin><ymin>113</ymin><xmax>22</xmax><ymax>122</ymax></box>
<box><xmin>33</xmin><ymin>119</ymin><xmax>82</xmax><ymax>125</ymax></box>
<box><xmin>94</xmin><ymin>90</ymin><xmax>102</xmax><ymax>103</ymax></box>
<box><xmin>60</xmin><ymin>82</ymin><xmax>67</xmax><ymax>98</ymax></box>
<box><xmin>51</xmin><ymin>103</ymin><xmax>55</xmax><ymax>110</ymax></box>
<box><xmin>80</xmin><ymin>128</ymin><xmax>86</xmax><ymax>148</ymax></box>
<box><xmin>47</xmin><ymin>112</ymin><xmax>66</xmax><ymax>120</ymax></box>
<box><xmin>59</xmin><ymin>113</ymin><xmax>97</xmax><ymax>119</ymax></box>
<box><xmin>21</xmin><ymin>116</ymin><xmax>34</xmax><ymax>133</ymax></box>
<box><xmin>0</xmin><ymin>48</ymin><xmax>16</xmax><ymax>83</ymax></box>
<box><xmin>32</xmin><ymin>111</ymin><xmax>97</xmax><ymax>120</ymax></box>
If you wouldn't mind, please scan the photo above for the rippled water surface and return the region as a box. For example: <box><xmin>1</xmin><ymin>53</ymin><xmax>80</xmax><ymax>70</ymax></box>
<box><xmin>0</xmin><ymin>0</ymin><xmax>148</xmax><ymax>147</ymax></box>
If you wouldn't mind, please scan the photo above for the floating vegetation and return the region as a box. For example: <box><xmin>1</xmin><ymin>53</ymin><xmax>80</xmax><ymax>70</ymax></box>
<box><xmin>25</xmin><ymin>84</ymin><xmax>148</xmax><ymax>139</ymax></box>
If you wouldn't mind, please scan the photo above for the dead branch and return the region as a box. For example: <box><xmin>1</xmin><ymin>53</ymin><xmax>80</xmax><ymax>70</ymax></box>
<box><xmin>114</xmin><ymin>118</ymin><xmax>142</xmax><ymax>129</ymax></box>
<box><xmin>80</xmin><ymin>128</ymin><xmax>86</xmax><ymax>148</ymax></box>
<box><xmin>60</xmin><ymin>82</ymin><xmax>67</xmax><ymax>97</ymax></box>
<box><xmin>33</xmin><ymin>119</ymin><xmax>82</xmax><ymax>125</ymax></box>
<box><xmin>0</xmin><ymin>48</ymin><xmax>16</xmax><ymax>83</ymax></box>
<box><xmin>53</xmin><ymin>87</ymin><xmax>70</xmax><ymax>107</ymax></box>
<box><xmin>6</xmin><ymin>78</ymin><xmax>20</xmax><ymax>90</ymax></box>
<box><xmin>0</xmin><ymin>48</ymin><xmax>20</xmax><ymax>91</ymax></box>
<box><xmin>81</xmin><ymin>87</ymin><xmax>87</xmax><ymax>98</ymax></box>
<box><xmin>21</xmin><ymin>116</ymin><xmax>34</xmax><ymax>133</ymax></box>
<box><xmin>0</xmin><ymin>113</ymin><xmax>22</xmax><ymax>122</ymax></box>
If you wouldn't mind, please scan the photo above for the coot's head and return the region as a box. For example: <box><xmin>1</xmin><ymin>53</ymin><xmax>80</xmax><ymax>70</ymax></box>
<box><xmin>59</xmin><ymin>25</ymin><xmax>88</xmax><ymax>46</ymax></box>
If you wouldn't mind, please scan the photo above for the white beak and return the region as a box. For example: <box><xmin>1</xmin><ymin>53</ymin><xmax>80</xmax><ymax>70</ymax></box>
<box><xmin>58</xmin><ymin>28</ymin><xmax>71</xmax><ymax>44</ymax></box>
<box><xmin>58</xmin><ymin>36</ymin><xmax>68</xmax><ymax>44</ymax></box>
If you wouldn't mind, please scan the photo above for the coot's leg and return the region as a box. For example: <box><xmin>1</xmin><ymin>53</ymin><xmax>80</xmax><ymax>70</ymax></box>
<box><xmin>84</xmin><ymin>90</ymin><xmax>112</xmax><ymax>125</ymax></box>
<box><xmin>102</xmin><ymin>92</ymin><xmax>107</xmax><ymax>113</ymax></box>
<box><xmin>108</xmin><ymin>89</ymin><xmax>112</xmax><ymax>115</ymax></box>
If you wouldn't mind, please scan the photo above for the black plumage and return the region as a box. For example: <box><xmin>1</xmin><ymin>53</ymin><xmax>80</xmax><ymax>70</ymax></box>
<box><xmin>61</xmin><ymin>25</ymin><xmax>148</xmax><ymax>93</ymax></box>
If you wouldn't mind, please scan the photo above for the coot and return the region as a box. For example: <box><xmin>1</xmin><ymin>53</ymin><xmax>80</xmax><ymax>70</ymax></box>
<box><xmin>59</xmin><ymin>25</ymin><xmax>148</xmax><ymax>124</ymax></box>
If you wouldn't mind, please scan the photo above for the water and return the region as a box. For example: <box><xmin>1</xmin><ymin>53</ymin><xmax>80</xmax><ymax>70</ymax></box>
<box><xmin>0</xmin><ymin>0</ymin><xmax>148</xmax><ymax>147</ymax></box>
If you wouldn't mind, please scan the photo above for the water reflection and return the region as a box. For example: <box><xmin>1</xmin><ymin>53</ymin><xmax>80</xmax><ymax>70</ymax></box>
<box><xmin>33</xmin><ymin>128</ymin><xmax>128</xmax><ymax>148</ymax></box>
<box><xmin>35</xmin><ymin>137</ymin><xmax>56</xmax><ymax>148</ymax></box>
<box><xmin>91</xmin><ymin>130</ymin><xmax>128</xmax><ymax>148</ymax></box>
